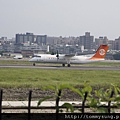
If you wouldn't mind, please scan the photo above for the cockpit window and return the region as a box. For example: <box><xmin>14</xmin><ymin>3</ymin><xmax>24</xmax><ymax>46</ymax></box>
<box><xmin>37</xmin><ymin>56</ymin><xmax>41</xmax><ymax>58</ymax></box>
<box><xmin>33</xmin><ymin>55</ymin><xmax>41</xmax><ymax>57</ymax></box>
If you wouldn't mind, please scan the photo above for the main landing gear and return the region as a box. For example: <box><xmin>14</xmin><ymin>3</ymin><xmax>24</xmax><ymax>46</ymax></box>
<box><xmin>33</xmin><ymin>63</ymin><xmax>36</xmax><ymax>66</ymax></box>
<box><xmin>62</xmin><ymin>64</ymin><xmax>71</xmax><ymax>67</ymax></box>
<box><xmin>67</xmin><ymin>64</ymin><xmax>71</xmax><ymax>67</ymax></box>
<box><xmin>62</xmin><ymin>63</ymin><xmax>65</xmax><ymax>67</ymax></box>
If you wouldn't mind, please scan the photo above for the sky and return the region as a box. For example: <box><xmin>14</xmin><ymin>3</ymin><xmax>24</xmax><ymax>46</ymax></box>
<box><xmin>0</xmin><ymin>0</ymin><xmax>120</xmax><ymax>39</ymax></box>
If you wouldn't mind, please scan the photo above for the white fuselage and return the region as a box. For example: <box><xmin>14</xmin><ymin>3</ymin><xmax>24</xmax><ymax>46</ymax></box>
<box><xmin>29</xmin><ymin>54</ymin><xmax>104</xmax><ymax>64</ymax></box>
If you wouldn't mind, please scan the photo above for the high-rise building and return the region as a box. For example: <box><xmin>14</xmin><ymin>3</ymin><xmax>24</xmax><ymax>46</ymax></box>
<box><xmin>36</xmin><ymin>35</ymin><xmax>47</xmax><ymax>46</ymax></box>
<box><xmin>16</xmin><ymin>34</ymin><xmax>24</xmax><ymax>44</ymax></box>
<box><xmin>16</xmin><ymin>33</ymin><xmax>34</xmax><ymax>44</ymax></box>
<box><xmin>115</xmin><ymin>37</ymin><xmax>120</xmax><ymax>50</ymax></box>
<box><xmin>95</xmin><ymin>36</ymin><xmax>108</xmax><ymax>49</ymax></box>
<box><xmin>15</xmin><ymin>33</ymin><xmax>47</xmax><ymax>45</ymax></box>
<box><xmin>79</xmin><ymin>32</ymin><xmax>94</xmax><ymax>49</ymax></box>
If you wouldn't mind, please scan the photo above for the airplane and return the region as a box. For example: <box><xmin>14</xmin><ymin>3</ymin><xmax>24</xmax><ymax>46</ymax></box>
<box><xmin>13</xmin><ymin>54</ymin><xmax>23</xmax><ymax>59</ymax></box>
<box><xmin>29</xmin><ymin>45</ymin><xmax>109</xmax><ymax>67</ymax></box>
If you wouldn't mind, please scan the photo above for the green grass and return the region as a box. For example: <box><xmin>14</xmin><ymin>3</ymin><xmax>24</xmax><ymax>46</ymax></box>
<box><xmin>0</xmin><ymin>59</ymin><xmax>31</xmax><ymax>65</ymax></box>
<box><xmin>0</xmin><ymin>59</ymin><xmax>120</xmax><ymax>89</ymax></box>
<box><xmin>0</xmin><ymin>68</ymin><xmax>120</xmax><ymax>88</ymax></box>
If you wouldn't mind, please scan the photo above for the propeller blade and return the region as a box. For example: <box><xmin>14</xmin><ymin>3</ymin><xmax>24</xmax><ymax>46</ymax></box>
<box><xmin>56</xmin><ymin>50</ymin><xmax>59</xmax><ymax>59</ymax></box>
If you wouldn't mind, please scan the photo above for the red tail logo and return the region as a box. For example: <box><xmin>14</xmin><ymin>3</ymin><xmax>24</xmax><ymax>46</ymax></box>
<box><xmin>99</xmin><ymin>49</ymin><xmax>106</xmax><ymax>56</ymax></box>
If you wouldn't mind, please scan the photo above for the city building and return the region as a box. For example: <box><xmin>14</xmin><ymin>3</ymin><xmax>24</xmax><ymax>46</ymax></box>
<box><xmin>108</xmin><ymin>40</ymin><xmax>115</xmax><ymax>50</ymax></box>
<box><xmin>16</xmin><ymin>33</ymin><xmax>34</xmax><ymax>45</ymax></box>
<box><xmin>79</xmin><ymin>32</ymin><xmax>94</xmax><ymax>50</ymax></box>
<box><xmin>15</xmin><ymin>33</ymin><xmax>47</xmax><ymax>45</ymax></box>
<box><xmin>115</xmin><ymin>37</ymin><xmax>120</xmax><ymax>50</ymax></box>
<box><xmin>1</xmin><ymin>32</ymin><xmax>120</xmax><ymax>60</ymax></box>
<box><xmin>95</xmin><ymin>36</ymin><xmax>108</xmax><ymax>49</ymax></box>
<box><xmin>35</xmin><ymin>35</ymin><xmax>47</xmax><ymax>46</ymax></box>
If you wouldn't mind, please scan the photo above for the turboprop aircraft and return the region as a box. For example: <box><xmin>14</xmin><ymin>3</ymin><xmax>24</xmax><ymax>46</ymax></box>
<box><xmin>29</xmin><ymin>45</ymin><xmax>109</xmax><ymax>67</ymax></box>
<box><xmin>13</xmin><ymin>54</ymin><xmax>23</xmax><ymax>59</ymax></box>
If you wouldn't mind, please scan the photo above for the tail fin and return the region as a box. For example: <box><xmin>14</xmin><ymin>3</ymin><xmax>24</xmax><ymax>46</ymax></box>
<box><xmin>90</xmin><ymin>45</ymin><xmax>109</xmax><ymax>60</ymax></box>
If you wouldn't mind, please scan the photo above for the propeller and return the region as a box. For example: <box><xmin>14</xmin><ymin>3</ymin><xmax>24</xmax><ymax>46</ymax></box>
<box><xmin>56</xmin><ymin>50</ymin><xmax>59</xmax><ymax>60</ymax></box>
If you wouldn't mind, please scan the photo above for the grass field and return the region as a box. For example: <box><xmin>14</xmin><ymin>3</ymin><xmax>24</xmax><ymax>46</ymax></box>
<box><xmin>0</xmin><ymin>67</ymin><xmax>120</xmax><ymax>88</ymax></box>
<box><xmin>0</xmin><ymin>59</ymin><xmax>31</xmax><ymax>65</ymax></box>
<box><xmin>0</xmin><ymin>59</ymin><xmax>120</xmax><ymax>88</ymax></box>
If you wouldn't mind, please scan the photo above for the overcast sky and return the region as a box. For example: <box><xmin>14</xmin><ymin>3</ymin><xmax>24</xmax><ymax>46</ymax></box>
<box><xmin>0</xmin><ymin>0</ymin><xmax>120</xmax><ymax>39</ymax></box>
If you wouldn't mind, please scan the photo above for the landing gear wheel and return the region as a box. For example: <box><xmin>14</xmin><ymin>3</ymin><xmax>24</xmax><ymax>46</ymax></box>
<box><xmin>67</xmin><ymin>64</ymin><xmax>71</xmax><ymax>67</ymax></box>
<box><xmin>33</xmin><ymin>63</ymin><xmax>35</xmax><ymax>66</ymax></box>
<box><xmin>62</xmin><ymin>64</ymin><xmax>65</xmax><ymax>67</ymax></box>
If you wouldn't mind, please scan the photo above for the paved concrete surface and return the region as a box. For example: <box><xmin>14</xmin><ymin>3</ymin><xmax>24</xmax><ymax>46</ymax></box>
<box><xmin>2</xmin><ymin>101</ymin><xmax>81</xmax><ymax>107</ymax></box>
<box><xmin>2</xmin><ymin>101</ymin><xmax>118</xmax><ymax>113</ymax></box>
<box><xmin>2</xmin><ymin>101</ymin><xmax>110</xmax><ymax>107</ymax></box>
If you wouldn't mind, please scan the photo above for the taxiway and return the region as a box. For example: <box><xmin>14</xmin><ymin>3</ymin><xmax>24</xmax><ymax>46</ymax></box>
<box><xmin>0</xmin><ymin>65</ymin><xmax>120</xmax><ymax>70</ymax></box>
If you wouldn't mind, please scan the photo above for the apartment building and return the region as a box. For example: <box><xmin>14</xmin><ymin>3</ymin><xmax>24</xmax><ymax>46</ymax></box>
<box><xmin>15</xmin><ymin>33</ymin><xmax>47</xmax><ymax>45</ymax></box>
<box><xmin>95</xmin><ymin>36</ymin><xmax>108</xmax><ymax>49</ymax></box>
<box><xmin>79</xmin><ymin>32</ymin><xmax>94</xmax><ymax>50</ymax></box>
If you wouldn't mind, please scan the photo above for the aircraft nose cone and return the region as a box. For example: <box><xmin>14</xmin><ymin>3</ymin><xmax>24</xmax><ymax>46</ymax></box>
<box><xmin>29</xmin><ymin>58</ymin><xmax>34</xmax><ymax>62</ymax></box>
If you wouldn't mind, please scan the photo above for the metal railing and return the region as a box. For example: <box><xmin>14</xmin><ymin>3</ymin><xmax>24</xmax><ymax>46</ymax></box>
<box><xmin>0</xmin><ymin>89</ymin><xmax>119</xmax><ymax>120</ymax></box>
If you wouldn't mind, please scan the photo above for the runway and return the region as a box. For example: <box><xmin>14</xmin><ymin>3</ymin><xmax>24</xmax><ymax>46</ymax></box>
<box><xmin>0</xmin><ymin>65</ymin><xmax>120</xmax><ymax>70</ymax></box>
